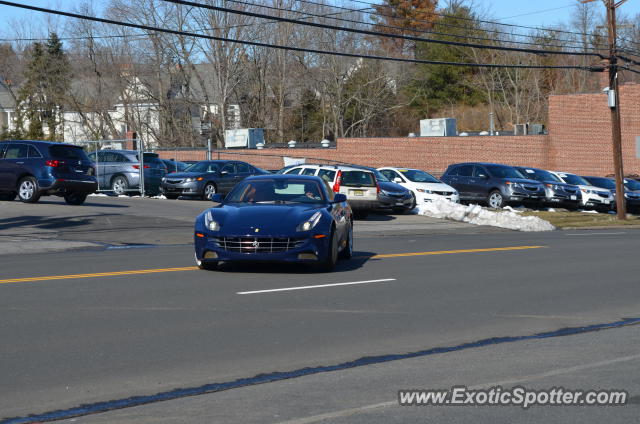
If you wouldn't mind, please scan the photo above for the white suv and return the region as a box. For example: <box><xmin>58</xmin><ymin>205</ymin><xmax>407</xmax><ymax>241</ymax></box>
<box><xmin>280</xmin><ymin>164</ymin><xmax>379</xmax><ymax>218</ymax></box>
<box><xmin>378</xmin><ymin>167</ymin><xmax>459</xmax><ymax>204</ymax></box>
<box><xmin>548</xmin><ymin>171</ymin><xmax>614</xmax><ymax>211</ymax></box>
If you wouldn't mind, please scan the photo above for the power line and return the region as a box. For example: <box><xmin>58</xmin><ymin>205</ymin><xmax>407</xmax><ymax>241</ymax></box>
<box><xmin>345</xmin><ymin>0</ymin><xmax>606</xmax><ymax>39</ymax></box>
<box><xmin>221</xmin><ymin>0</ymin><xmax>606</xmax><ymax>52</ymax></box>
<box><xmin>290</xmin><ymin>0</ymin><xmax>612</xmax><ymax>50</ymax></box>
<box><xmin>160</xmin><ymin>0</ymin><xmax>604</xmax><ymax>58</ymax></box>
<box><xmin>0</xmin><ymin>0</ymin><xmax>603</xmax><ymax>72</ymax></box>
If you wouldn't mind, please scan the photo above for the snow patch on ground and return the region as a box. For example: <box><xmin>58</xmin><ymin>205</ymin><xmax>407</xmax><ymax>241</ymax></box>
<box><xmin>415</xmin><ymin>198</ymin><xmax>555</xmax><ymax>232</ymax></box>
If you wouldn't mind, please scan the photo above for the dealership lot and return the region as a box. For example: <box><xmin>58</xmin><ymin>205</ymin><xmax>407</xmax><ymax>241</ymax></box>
<box><xmin>1</xmin><ymin>195</ymin><xmax>640</xmax><ymax>423</ymax></box>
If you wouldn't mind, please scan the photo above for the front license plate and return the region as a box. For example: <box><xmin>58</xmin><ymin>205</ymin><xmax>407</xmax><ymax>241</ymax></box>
<box><xmin>604</xmin><ymin>200</ymin><xmax>610</xmax><ymax>204</ymax></box>
<box><xmin>570</xmin><ymin>195</ymin><xmax>577</xmax><ymax>200</ymax></box>
<box><xmin>395</xmin><ymin>202</ymin><xmax>404</xmax><ymax>206</ymax></box>
<box><xmin>166</xmin><ymin>187</ymin><xmax>175</xmax><ymax>191</ymax></box>
<box><xmin>352</xmin><ymin>190</ymin><xmax>364</xmax><ymax>196</ymax></box>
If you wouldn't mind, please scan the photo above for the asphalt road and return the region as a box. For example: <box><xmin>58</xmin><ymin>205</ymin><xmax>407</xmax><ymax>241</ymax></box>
<box><xmin>0</xmin><ymin>196</ymin><xmax>639</xmax><ymax>422</ymax></box>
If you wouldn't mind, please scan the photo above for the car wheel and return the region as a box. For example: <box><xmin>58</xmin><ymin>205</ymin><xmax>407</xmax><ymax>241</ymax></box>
<box><xmin>63</xmin><ymin>192</ymin><xmax>88</xmax><ymax>205</ymax></box>
<box><xmin>488</xmin><ymin>190</ymin><xmax>506</xmax><ymax>209</ymax></box>
<box><xmin>111</xmin><ymin>176</ymin><xmax>129</xmax><ymax>196</ymax></box>
<box><xmin>203</xmin><ymin>183</ymin><xmax>217</xmax><ymax>200</ymax></box>
<box><xmin>407</xmin><ymin>192</ymin><xmax>417</xmax><ymax>212</ymax></box>
<box><xmin>318</xmin><ymin>229</ymin><xmax>338</xmax><ymax>272</ymax></box>
<box><xmin>0</xmin><ymin>192</ymin><xmax>16</xmax><ymax>201</ymax></box>
<box><xmin>17</xmin><ymin>177</ymin><xmax>41</xmax><ymax>203</ymax></box>
<box><xmin>165</xmin><ymin>194</ymin><xmax>179</xmax><ymax>200</ymax></box>
<box><xmin>338</xmin><ymin>224</ymin><xmax>353</xmax><ymax>260</ymax></box>
<box><xmin>195</xmin><ymin>253</ymin><xmax>219</xmax><ymax>271</ymax></box>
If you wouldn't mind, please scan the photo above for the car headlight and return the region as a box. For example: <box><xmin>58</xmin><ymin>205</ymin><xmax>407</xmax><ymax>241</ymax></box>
<box><xmin>506</xmin><ymin>182</ymin><xmax>523</xmax><ymax>190</ymax></box>
<box><xmin>204</xmin><ymin>211</ymin><xmax>220</xmax><ymax>231</ymax></box>
<box><xmin>416</xmin><ymin>188</ymin><xmax>432</xmax><ymax>194</ymax></box>
<box><xmin>185</xmin><ymin>177</ymin><xmax>204</xmax><ymax>182</ymax></box>
<box><xmin>297</xmin><ymin>211</ymin><xmax>322</xmax><ymax>232</ymax></box>
<box><xmin>580</xmin><ymin>188</ymin><xmax>594</xmax><ymax>194</ymax></box>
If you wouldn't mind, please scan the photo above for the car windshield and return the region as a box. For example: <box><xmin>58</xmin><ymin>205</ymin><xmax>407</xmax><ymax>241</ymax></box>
<box><xmin>341</xmin><ymin>170</ymin><xmax>376</xmax><ymax>187</ymax></box>
<box><xmin>486</xmin><ymin>166</ymin><xmax>525</xmax><ymax>179</ymax></box>
<box><xmin>226</xmin><ymin>179</ymin><xmax>326</xmax><ymax>204</ymax></box>
<box><xmin>399</xmin><ymin>169</ymin><xmax>440</xmax><ymax>183</ymax></box>
<box><xmin>49</xmin><ymin>145</ymin><xmax>90</xmax><ymax>161</ymax></box>
<box><xmin>624</xmin><ymin>179</ymin><xmax>640</xmax><ymax>190</ymax></box>
<box><xmin>518</xmin><ymin>168</ymin><xmax>562</xmax><ymax>183</ymax></box>
<box><xmin>371</xmin><ymin>169</ymin><xmax>390</xmax><ymax>182</ymax></box>
<box><xmin>558</xmin><ymin>173</ymin><xmax>590</xmax><ymax>186</ymax></box>
<box><xmin>185</xmin><ymin>162</ymin><xmax>220</xmax><ymax>173</ymax></box>
<box><xmin>586</xmin><ymin>177</ymin><xmax>616</xmax><ymax>190</ymax></box>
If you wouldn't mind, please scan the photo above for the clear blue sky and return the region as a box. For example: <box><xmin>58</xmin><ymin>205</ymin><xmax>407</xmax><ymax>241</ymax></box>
<box><xmin>1</xmin><ymin>0</ymin><xmax>640</xmax><ymax>39</ymax></box>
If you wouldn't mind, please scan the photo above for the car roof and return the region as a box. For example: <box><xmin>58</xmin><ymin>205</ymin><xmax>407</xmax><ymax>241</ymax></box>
<box><xmin>0</xmin><ymin>140</ymin><xmax>82</xmax><ymax>148</ymax></box>
<box><xmin>244</xmin><ymin>174</ymin><xmax>323</xmax><ymax>181</ymax></box>
<box><xmin>290</xmin><ymin>163</ymin><xmax>372</xmax><ymax>172</ymax></box>
<box><xmin>450</xmin><ymin>162</ymin><xmax>514</xmax><ymax>167</ymax></box>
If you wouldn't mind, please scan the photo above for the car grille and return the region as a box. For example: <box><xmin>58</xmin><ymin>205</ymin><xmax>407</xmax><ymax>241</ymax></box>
<box><xmin>564</xmin><ymin>187</ymin><xmax>578</xmax><ymax>194</ymax></box>
<box><xmin>213</xmin><ymin>237</ymin><xmax>306</xmax><ymax>253</ymax></box>
<box><xmin>166</xmin><ymin>179</ymin><xmax>184</xmax><ymax>184</ymax></box>
<box><xmin>596</xmin><ymin>191</ymin><xmax>610</xmax><ymax>197</ymax></box>
<box><xmin>385</xmin><ymin>192</ymin><xmax>407</xmax><ymax>198</ymax></box>
<box><xmin>434</xmin><ymin>191</ymin><xmax>454</xmax><ymax>196</ymax></box>
<box><xmin>524</xmin><ymin>185</ymin><xmax>540</xmax><ymax>192</ymax></box>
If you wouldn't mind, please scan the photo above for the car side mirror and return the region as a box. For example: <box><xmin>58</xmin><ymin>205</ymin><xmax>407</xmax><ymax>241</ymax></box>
<box><xmin>333</xmin><ymin>193</ymin><xmax>347</xmax><ymax>203</ymax></box>
<box><xmin>393</xmin><ymin>177</ymin><xmax>403</xmax><ymax>183</ymax></box>
<box><xmin>211</xmin><ymin>194</ymin><xmax>224</xmax><ymax>203</ymax></box>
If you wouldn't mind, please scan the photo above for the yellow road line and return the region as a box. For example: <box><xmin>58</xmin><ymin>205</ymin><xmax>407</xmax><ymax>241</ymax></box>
<box><xmin>0</xmin><ymin>246</ymin><xmax>545</xmax><ymax>285</ymax></box>
<box><xmin>0</xmin><ymin>266</ymin><xmax>199</xmax><ymax>284</ymax></box>
<box><xmin>369</xmin><ymin>245</ymin><xmax>545</xmax><ymax>259</ymax></box>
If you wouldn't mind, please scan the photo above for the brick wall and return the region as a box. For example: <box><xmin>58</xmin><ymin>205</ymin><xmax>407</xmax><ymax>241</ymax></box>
<box><xmin>157</xmin><ymin>83</ymin><xmax>640</xmax><ymax>177</ymax></box>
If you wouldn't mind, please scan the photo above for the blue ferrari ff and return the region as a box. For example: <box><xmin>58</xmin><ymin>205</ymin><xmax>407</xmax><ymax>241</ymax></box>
<box><xmin>194</xmin><ymin>175</ymin><xmax>353</xmax><ymax>271</ymax></box>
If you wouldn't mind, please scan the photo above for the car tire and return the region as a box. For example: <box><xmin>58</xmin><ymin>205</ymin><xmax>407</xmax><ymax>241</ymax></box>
<box><xmin>63</xmin><ymin>192</ymin><xmax>88</xmax><ymax>205</ymax></box>
<box><xmin>17</xmin><ymin>177</ymin><xmax>41</xmax><ymax>203</ymax></box>
<box><xmin>203</xmin><ymin>182</ymin><xmax>217</xmax><ymax>200</ymax></box>
<box><xmin>487</xmin><ymin>190</ymin><xmax>506</xmax><ymax>209</ymax></box>
<box><xmin>165</xmin><ymin>194</ymin><xmax>179</xmax><ymax>200</ymax></box>
<box><xmin>407</xmin><ymin>192</ymin><xmax>417</xmax><ymax>212</ymax></box>
<box><xmin>0</xmin><ymin>192</ymin><xmax>16</xmax><ymax>201</ymax></box>
<box><xmin>318</xmin><ymin>229</ymin><xmax>338</xmax><ymax>272</ymax></box>
<box><xmin>338</xmin><ymin>224</ymin><xmax>353</xmax><ymax>260</ymax></box>
<box><xmin>111</xmin><ymin>176</ymin><xmax>129</xmax><ymax>196</ymax></box>
<box><xmin>195</xmin><ymin>253</ymin><xmax>219</xmax><ymax>271</ymax></box>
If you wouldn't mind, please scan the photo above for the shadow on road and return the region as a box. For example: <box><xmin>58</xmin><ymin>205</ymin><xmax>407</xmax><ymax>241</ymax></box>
<box><xmin>10</xmin><ymin>199</ymin><xmax>130</xmax><ymax>208</ymax></box>
<box><xmin>0</xmin><ymin>214</ymin><xmax>121</xmax><ymax>231</ymax></box>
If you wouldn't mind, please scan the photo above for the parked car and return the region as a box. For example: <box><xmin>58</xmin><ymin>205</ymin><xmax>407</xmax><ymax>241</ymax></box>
<box><xmin>346</xmin><ymin>166</ymin><xmax>414</xmax><ymax>213</ymax></box>
<box><xmin>161</xmin><ymin>159</ymin><xmax>190</xmax><ymax>173</ymax></box>
<box><xmin>87</xmin><ymin>150</ymin><xmax>166</xmax><ymax>195</ymax></box>
<box><xmin>513</xmin><ymin>166</ymin><xmax>581</xmax><ymax>209</ymax></box>
<box><xmin>378</xmin><ymin>167</ymin><xmax>459</xmax><ymax>206</ymax></box>
<box><xmin>548</xmin><ymin>171</ymin><xmax>614</xmax><ymax>211</ymax></box>
<box><xmin>161</xmin><ymin>160</ymin><xmax>268</xmax><ymax>200</ymax></box>
<box><xmin>582</xmin><ymin>176</ymin><xmax>640</xmax><ymax>213</ymax></box>
<box><xmin>440</xmin><ymin>162</ymin><xmax>545</xmax><ymax>208</ymax></box>
<box><xmin>0</xmin><ymin>140</ymin><xmax>97</xmax><ymax>204</ymax></box>
<box><xmin>278</xmin><ymin>164</ymin><xmax>379</xmax><ymax>219</ymax></box>
<box><xmin>194</xmin><ymin>174</ymin><xmax>353</xmax><ymax>272</ymax></box>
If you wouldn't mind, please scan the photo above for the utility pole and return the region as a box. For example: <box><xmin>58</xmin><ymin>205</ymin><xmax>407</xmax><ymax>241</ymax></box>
<box><xmin>583</xmin><ymin>0</ymin><xmax>628</xmax><ymax>219</ymax></box>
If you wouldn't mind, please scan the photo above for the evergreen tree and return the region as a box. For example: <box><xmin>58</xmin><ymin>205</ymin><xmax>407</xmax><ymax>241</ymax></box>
<box><xmin>17</xmin><ymin>33</ymin><xmax>71</xmax><ymax>141</ymax></box>
<box><xmin>406</xmin><ymin>5</ymin><xmax>485</xmax><ymax>116</ymax></box>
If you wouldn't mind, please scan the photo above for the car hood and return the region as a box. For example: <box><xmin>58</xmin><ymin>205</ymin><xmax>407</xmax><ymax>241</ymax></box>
<box><xmin>210</xmin><ymin>203</ymin><xmax>326</xmax><ymax>235</ymax></box>
<box><xmin>499</xmin><ymin>178</ymin><xmax>543</xmax><ymax>185</ymax></box>
<box><xmin>165</xmin><ymin>171</ymin><xmax>212</xmax><ymax>179</ymax></box>
<box><xmin>411</xmin><ymin>182</ymin><xmax>457</xmax><ymax>192</ymax></box>
<box><xmin>378</xmin><ymin>181</ymin><xmax>409</xmax><ymax>193</ymax></box>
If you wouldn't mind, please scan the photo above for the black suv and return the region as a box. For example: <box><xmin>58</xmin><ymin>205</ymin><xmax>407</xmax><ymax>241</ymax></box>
<box><xmin>0</xmin><ymin>140</ymin><xmax>97</xmax><ymax>204</ymax></box>
<box><xmin>440</xmin><ymin>162</ymin><xmax>545</xmax><ymax>208</ymax></box>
